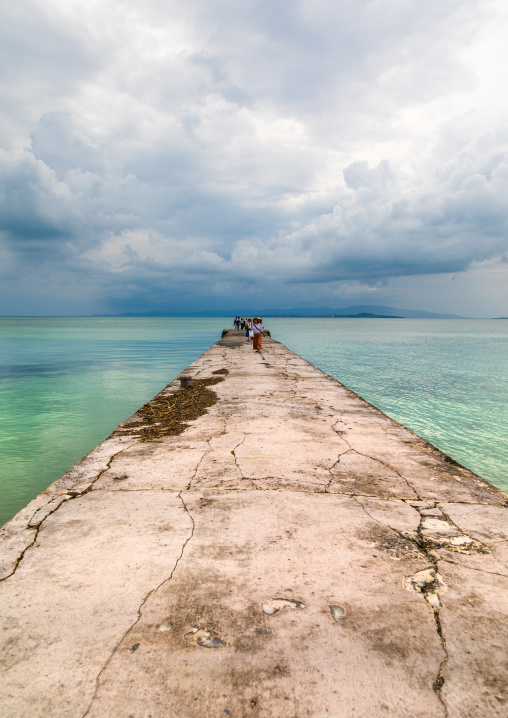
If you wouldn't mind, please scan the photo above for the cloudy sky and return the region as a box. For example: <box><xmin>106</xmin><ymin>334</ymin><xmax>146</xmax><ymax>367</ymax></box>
<box><xmin>1</xmin><ymin>0</ymin><xmax>508</xmax><ymax>316</ymax></box>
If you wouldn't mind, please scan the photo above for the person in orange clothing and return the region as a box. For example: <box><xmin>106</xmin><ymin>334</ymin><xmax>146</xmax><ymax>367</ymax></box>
<box><xmin>252</xmin><ymin>317</ymin><xmax>264</xmax><ymax>352</ymax></box>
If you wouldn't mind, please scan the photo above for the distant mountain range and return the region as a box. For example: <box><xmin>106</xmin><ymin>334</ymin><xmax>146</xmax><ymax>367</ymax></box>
<box><xmin>94</xmin><ymin>305</ymin><xmax>464</xmax><ymax>319</ymax></box>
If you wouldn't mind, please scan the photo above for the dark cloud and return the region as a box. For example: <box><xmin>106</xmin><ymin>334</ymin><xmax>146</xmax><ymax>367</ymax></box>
<box><xmin>245</xmin><ymin>139</ymin><xmax>508</xmax><ymax>283</ymax></box>
<box><xmin>0</xmin><ymin>152</ymin><xmax>72</xmax><ymax>245</ymax></box>
<box><xmin>0</xmin><ymin>0</ymin><xmax>507</xmax><ymax>316</ymax></box>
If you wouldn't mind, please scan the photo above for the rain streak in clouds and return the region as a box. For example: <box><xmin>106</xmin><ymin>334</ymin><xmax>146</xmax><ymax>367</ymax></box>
<box><xmin>1</xmin><ymin>0</ymin><xmax>508</xmax><ymax>316</ymax></box>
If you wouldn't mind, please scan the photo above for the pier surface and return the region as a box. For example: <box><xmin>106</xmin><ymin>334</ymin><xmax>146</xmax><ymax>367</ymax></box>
<box><xmin>1</xmin><ymin>330</ymin><xmax>507</xmax><ymax>717</ymax></box>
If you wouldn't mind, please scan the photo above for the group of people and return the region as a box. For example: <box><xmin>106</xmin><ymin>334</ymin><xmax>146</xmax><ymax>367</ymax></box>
<box><xmin>233</xmin><ymin>316</ymin><xmax>264</xmax><ymax>353</ymax></box>
<box><xmin>233</xmin><ymin>316</ymin><xmax>247</xmax><ymax>330</ymax></box>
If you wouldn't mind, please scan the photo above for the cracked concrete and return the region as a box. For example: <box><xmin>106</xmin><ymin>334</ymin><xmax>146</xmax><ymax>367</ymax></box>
<box><xmin>0</xmin><ymin>329</ymin><xmax>507</xmax><ymax>717</ymax></box>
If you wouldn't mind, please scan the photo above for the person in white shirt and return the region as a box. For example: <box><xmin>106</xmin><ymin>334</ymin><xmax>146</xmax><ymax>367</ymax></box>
<box><xmin>251</xmin><ymin>317</ymin><xmax>264</xmax><ymax>352</ymax></box>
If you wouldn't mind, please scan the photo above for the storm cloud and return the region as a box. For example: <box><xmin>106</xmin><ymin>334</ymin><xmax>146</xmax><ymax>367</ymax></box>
<box><xmin>1</xmin><ymin>0</ymin><xmax>507</xmax><ymax>315</ymax></box>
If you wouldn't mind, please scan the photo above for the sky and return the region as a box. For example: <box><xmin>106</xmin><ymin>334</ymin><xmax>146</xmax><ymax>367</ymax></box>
<box><xmin>1</xmin><ymin>0</ymin><xmax>508</xmax><ymax>317</ymax></box>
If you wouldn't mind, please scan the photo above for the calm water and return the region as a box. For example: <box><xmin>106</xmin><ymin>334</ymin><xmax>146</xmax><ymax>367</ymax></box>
<box><xmin>1</xmin><ymin>317</ymin><xmax>507</xmax><ymax>526</ymax></box>
<box><xmin>0</xmin><ymin>317</ymin><xmax>227</xmax><ymax>526</ymax></box>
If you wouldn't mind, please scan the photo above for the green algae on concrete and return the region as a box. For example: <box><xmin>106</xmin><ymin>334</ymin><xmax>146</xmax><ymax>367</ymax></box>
<box><xmin>0</xmin><ymin>330</ymin><xmax>507</xmax><ymax>717</ymax></box>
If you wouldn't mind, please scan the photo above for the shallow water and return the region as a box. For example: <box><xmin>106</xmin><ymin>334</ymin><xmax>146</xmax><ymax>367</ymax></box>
<box><xmin>0</xmin><ymin>317</ymin><xmax>226</xmax><ymax>526</ymax></box>
<box><xmin>1</xmin><ymin>316</ymin><xmax>507</xmax><ymax>526</ymax></box>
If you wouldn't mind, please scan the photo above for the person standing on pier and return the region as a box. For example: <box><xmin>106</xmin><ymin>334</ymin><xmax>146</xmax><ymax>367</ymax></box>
<box><xmin>252</xmin><ymin>317</ymin><xmax>264</xmax><ymax>352</ymax></box>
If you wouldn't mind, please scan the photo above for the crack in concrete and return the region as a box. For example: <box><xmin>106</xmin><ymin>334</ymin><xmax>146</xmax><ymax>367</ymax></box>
<box><xmin>361</xmin><ymin>452</ymin><xmax>419</xmax><ymax>499</ymax></box>
<box><xmin>352</xmin><ymin>497</ymin><xmax>430</xmax><ymax>564</ymax></box>
<box><xmin>82</xmin><ymin>491</ymin><xmax>196</xmax><ymax>718</ymax></box>
<box><xmin>27</xmin><ymin>497</ymin><xmax>56</xmax><ymax>527</ymax></box>
<box><xmin>351</xmin><ymin>497</ymin><xmax>449</xmax><ymax>716</ymax></box>
<box><xmin>0</xmin><ymin>530</ymin><xmax>38</xmax><ymax>584</ymax></box>
<box><xmin>323</xmin><ymin>471</ymin><xmax>335</xmax><ymax>494</ymax></box>
<box><xmin>411</xmin><ymin>507</ymin><xmax>450</xmax><ymax>716</ymax></box>
<box><xmin>64</xmin><ymin>484</ymin><xmax>508</xmax><ymax>515</ymax></box>
<box><xmin>444</xmin><ymin>563</ymin><xmax>508</xmax><ymax>578</ymax></box>
<box><xmin>431</xmin><ymin>609</ymin><xmax>449</xmax><ymax>718</ymax></box>
<box><xmin>183</xmin><ymin>415</ymin><xmax>234</xmax><ymax>492</ymax></box>
<box><xmin>351</xmin><ymin>496</ymin><xmax>384</xmax><ymax>526</ymax></box>
<box><xmin>418</xmin><ymin>506</ymin><xmax>492</xmax><ymax>555</ymax></box>
<box><xmin>86</xmin><ymin>487</ymin><xmax>426</xmax><ymax>500</ymax></box>
<box><xmin>231</xmin><ymin>434</ymin><xmax>247</xmax><ymax>479</ymax></box>
<box><xmin>277</xmin><ymin>367</ymin><xmax>299</xmax><ymax>402</ymax></box>
<box><xmin>331</xmin><ymin>421</ymin><xmax>353</xmax><ymax>445</ymax></box>
<box><xmin>186</xmin><ymin>447</ymin><xmax>211</xmax><ymax>491</ymax></box>
<box><xmin>330</xmin><ymin>422</ymin><xmax>421</xmax><ymax>499</ymax></box>
<box><xmin>0</xmin><ymin>443</ymin><xmax>136</xmax><ymax>583</ymax></box>
<box><xmin>324</xmin><ymin>449</ymin><xmax>355</xmax><ymax>492</ymax></box>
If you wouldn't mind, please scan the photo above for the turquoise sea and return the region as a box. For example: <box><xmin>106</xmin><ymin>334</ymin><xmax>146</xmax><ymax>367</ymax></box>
<box><xmin>1</xmin><ymin>317</ymin><xmax>507</xmax><ymax>526</ymax></box>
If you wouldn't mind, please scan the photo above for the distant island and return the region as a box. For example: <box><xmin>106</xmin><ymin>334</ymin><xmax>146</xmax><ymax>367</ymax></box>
<box><xmin>330</xmin><ymin>312</ymin><xmax>404</xmax><ymax>318</ymax></box>
<box><xmin>260</xmin><ymin>312</ymin><xmax>405</xmax><ymax>318</ymax></box>
<box><xmin>93</xmin><ymin>304</ymin><xmax>463</xmax><ymax>319</ymax></box>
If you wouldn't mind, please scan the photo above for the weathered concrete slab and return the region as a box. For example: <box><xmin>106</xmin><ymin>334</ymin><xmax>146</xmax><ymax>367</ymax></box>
<box><xmin>0</xmin><ymin>491</ymin><xmax>193</xmax><ymax>717</ymax></box>
<box><xmin>1</xmin><ymin>329</ymin><xmax>507</xmax><ymax>717</ymax></box>
<box><xmin>85</xmin><ymin>491</ymin><xmax>442</xmax><ymax>718</ymax></box>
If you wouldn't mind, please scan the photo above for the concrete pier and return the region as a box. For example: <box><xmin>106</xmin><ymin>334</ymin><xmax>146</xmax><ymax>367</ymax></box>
<box><xmin>1</xmin><ymin>330</ymin><xmax>507</xmax><ymax>717</ymax></box>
